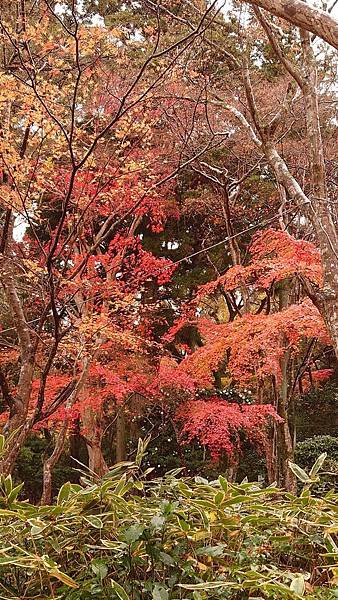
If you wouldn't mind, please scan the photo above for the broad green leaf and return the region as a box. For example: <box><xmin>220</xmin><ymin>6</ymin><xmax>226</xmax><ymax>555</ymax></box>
<box><xmin>124</xmin><ymin>524</ymin><xmax>144</xmax><ymax>543</ymax></box>
<box><xmin>91</xmin><ymin>558</ymin><xmax>108</xmax><ymax>579</ymax></box>
<box><xmin>219</xmin><ymin>476</ymin><xmax>228</xmax><ymax>492</ymax></box>
<box><xmin>309</xmin><ymin>453</ymin><xmax>327</xmax><ymax>478</ymax></box>
<box><xmin>196</xmin><ymin>545</ymin><xmax>225</xmax><ymax>557</ymax></box>
<box><xmin>290</xmin><ymin>575</ymin><xmax>305</xmax><ymax>596</ymax></box>
<box><xmin>152</xmin><ymin>584</ymin><xmax>169</xmax><ymax>600</ymax></box>
<box><xmin>7</xmin><ymin>482</ymin><xmax>24</xmax><ymax>504</ymax></box>
<box><xmin>57</xmin><ymin>482</ymin><xmax>72</xmax><ymax>504</ymax></box>
<box><xmin>111</xmin><ymin>580</ymin><xmax>130</xmax><ymax>600</ymax></box>
<box><xmin>176</xmin><ymin>517</ymin><xmax>190</xmax><ymax>531</ymax></box>
<box><xmin>159</xmin><ymin>551</ymin><xmax>175</xmax><ymax>566</ymax></box>
<box><xmin>84</xmin><ymin>515</ymin><xmax>103</xmax><ymax>529</ymax></box>
<box><xmin>214</xmin><ymin>491</ymin><xmax>224</xmax><ymax>505</ymax></box>
<box><xmin>288</xmin><ymin>462</ymin><xmax>311</xmax><ymax>483</ymax></box>
<box><xmin>3</xmin><ymin>475</ymin><xmax>12</xmax><ymax>495</ymax></box>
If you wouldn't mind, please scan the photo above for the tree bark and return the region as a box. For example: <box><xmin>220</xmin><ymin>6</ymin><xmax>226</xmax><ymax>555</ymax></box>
<box><xmin>235</xmin><ymin>45</ymin><xmax>338</xmax><ymax>357</ymax></box>
<box><xmin>276</xmin><ymin>285</ymin><xmax>297</xmax><ymax>493</ymax></box>
<box><xmin>0</xmin><ymin>217</ymin><xmax>35</xmax><ymax>473</ymax></box>
<box><xmin>241</xmin><ymin>0</ymin><xmax>338</xmax><ymax>50</ymax></box>
<box><xmin>41</xmin><ymin>423</ymin><xmax>68</xmax><ymax>505</ymax></box>
<box><xmin>40</xmin><ymin>359</ymin><xmax>90</xmax><ymax>504</ymax></box>
<box><xmin>300</xmin><ymin>29</ymin><xmax>338</xmax><ymax>357</ymax></box>
<box><xmin>258</xmin><ymin>29</ymin><xmax>338</xmax><ymax>358</ymax></box>
<box><xmin>116</xmin><ymin>405</ymin><xmax>126</xmax><ymax>462</ymax></box>
<box><xmin>82</xmin><ymin>405</ymin><xmax>108</xmax><ymax>476</ymax></box>
<box><xmin>87</xmin><ymin>442</ymin><xmax>108</xmax><ymax>476</ymax></box>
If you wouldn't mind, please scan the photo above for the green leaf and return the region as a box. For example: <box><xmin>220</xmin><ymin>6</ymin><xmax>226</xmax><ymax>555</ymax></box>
<box><xmin>325</xmin><ymin>534</ymin><xmax>338</xmax><ymax>554</ymax></box>
<box><xmin>41</xmin><ymin>555</ymin><xmax>58</xmax><ymax>569</ymax></box>
<box><xmin>214</xmin><ymin>491</ymin><xmax>224</xmax><ymax>506</ymax></box>
<box><xmin>3</xmin><ymin>475</ymin><xmax>12</xmax><ymax>495</ymax></box>
<box><xmin>196</xmin><ymin>545</ymin><xmax>225</xmax><ymax>557</ymax></box>
<box><xmin>0</xmin><ymin>556</ymin><xmax>33</xmax><ymax>566</ymax></box>
<box><xmin>7</xmin><ymin>482</ymin><xmax>24</xmax><ymax>504</ymax></box>
<box><xmin>28</xmin><ymin>518</ymin><xmax>47</xmax><ymax>536</ymax></box>
<box><xmin>84</xmin><ymin>515</ymin><xmax>103</xmax><ymax>529</ymax></box>
<box><xmin>91</xmin><ymin>558</ymin><xmax>108</xmax><ymax>579</ymax></box>
<box><xmin>111</xmin><ymin>579</ymin><xmax>130</xmax><ymax>600</ymax></box>
<box><xmin>135</xmin><ymin>435</ymin><xmax>151</xmax><ymax>465</ymax></box>
<box><xmin>290</xmin><ymin>575</ymin><xmax>305</xmax><ymax>596</ymax></box>
<box><xmin>177</xmin><ymin>517</ymin><xmax>190</xmax><ymax>532</ymax></box>
<box><xmin>179</xmin><ymin>582</ymin><xmax>231</xmax><ymax>590</ymax></box>
<box><xmin>222</xmin><ymin>495</ymin><xmax>248</xmax><ymax>506</ymax></box>
<box><xmin>124</xmin><ymin>524</ymin><xmax>144</xmax><ymax>543</ymax></box>
<box><xmin>49</xmin><ymin>569</ymin><xmax>79</xmax><ymax>588</ymax></box>
<box><xmin>288</xmin><ymin>462</ymin><xmax>312</xmax><ymax>483</ymax></box>
<box><xmin>218</xmin><ymin>476</ymin><xmax>228</xmax><ymax>492</ymax></box>
<box><xmin>159</xmin><ymin>551</ymin><xmax>175</xmax><ymax>566</ymax></box>
<box><xmin>309</xmin><ymin>453</ymin><xmax>327</xmax><ymax>478</ymax></box>
<box><xmin>57</xmin><ymin>482</ymin><xmax>72</xmax><ymax>504</ymax></box>
<box><xmin>152</xmin><ymin>584</ymin><xmax>169</xmax><ymax>600</ymax></box>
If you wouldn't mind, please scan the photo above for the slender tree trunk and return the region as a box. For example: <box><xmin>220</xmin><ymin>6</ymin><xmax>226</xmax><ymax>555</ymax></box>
<box><xmin>276</xmin><ymin>286</ymin><xmax>297</xmax><ymax>493</ymax></box>
<box><xmin>226</xmin><ymin>452</ymin><xmax>239</xmax><ymax>483</ymax></box>
<box><xmin>82</xmin><ymin>402</ymin><xmax>108</xmax><ymax>476</ymax></box>
<box><xmin>265</xmin><ymin>437</ymin><xmax>277</xmax><ymax>484</ymax></box>
<box><xmin>40</xmin><ymin>359</ymin><xmax>90</xmax><ymax>503</ymax></box>
<box><xmin>41</xmin><ymin>423</ymin><xmax>68</xmax><ymax>505</ymax></box>
<box><xmin>277</xmin><ymin>352</ymin><xmax>297</xmax><ymax>493</ymax></box>
<box><xmin>116</xmin><ymin>405</ymin><xmax>126</xmax><ymax>462</ymax></box>
<box><xmin>300</xmin><ymin>30</ymin><xmax>338</xmax><ymax>357</ymax></box>
<box><xmin>261</xmin><ymin>140</ymin><xmax>338</xmax><ymax>357</ymax></box>
<box><xmin>251</xmin><ymin>19</ymin><xmax>338</xmax><ymax>357</ymax></box>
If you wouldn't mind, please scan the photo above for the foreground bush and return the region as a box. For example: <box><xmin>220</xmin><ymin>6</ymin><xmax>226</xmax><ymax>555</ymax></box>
<box><xmin>0</xmin><ymin>442</ymin><xmax>337</xmax><ymax>599</ymax></box>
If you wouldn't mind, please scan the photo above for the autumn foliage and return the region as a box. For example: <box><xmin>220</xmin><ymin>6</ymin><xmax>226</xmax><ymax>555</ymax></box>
<box><xmin>0</xmin><ymin>0</ymin><xmax>336</xmax><ymax>500</ymax></box>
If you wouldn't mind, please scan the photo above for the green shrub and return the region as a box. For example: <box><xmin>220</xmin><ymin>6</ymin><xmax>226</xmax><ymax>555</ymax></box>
<box><xmin>0</xmin><ymin>439</ymin><xmax>337</xmax><ymax>599</ymax></box>
<box><xmin>295</xmin><ymin>436</ymin><xmax>338</xmax><ymax>493</ymax></box>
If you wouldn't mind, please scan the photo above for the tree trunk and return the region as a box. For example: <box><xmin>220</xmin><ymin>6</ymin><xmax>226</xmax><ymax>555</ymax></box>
<box><xmin>262</xmin><ymin>140</ymin><xmax>338</xmax><ymax>358</ymax></box>
<box><xmin>87</xmin><ymin>442</ymin><xmax>108</xmax><ymax>476</ymax></box>
<box><xmin>82</xmin><ymin>404</ymin><xmax>108</xmax><ymax>476</ymax></box>
<box><xmin>240</xmin><ymin>0</ymin><xmax>338</xmax><ymax>50</ymax></box>
<box><xmin>226</xmin><ymin>452</ymin><xmax>239</xmax><ymax>483</ymax></box>
<box><xmin>277</xmin><ymin>354</ymin><xmax>297</xmax><ymax>493</ymax></box>
<box><xmin>41</xmin><ymin>423</ymin><xmax>68</xmax><ymax>505</ymax></box>
<box><xmin>40</xmin><ymin>359</ymin><xmax>91</xmax><ymax>502</ymax></box>
<box><xmin>0</xmin><ymin>227</ymin><xmax>35</xmax><ymax>472</ymax></box>
<box><xmin>251</xmin><ymin>20</ymin><xmax>338</xmax><ymax>357</ymax></box>
<box><xmin>300</xmin><ymin>30</ymin><xmax>338</xmax><ymax>358</ymax></box>
<box><xmin>116</xmin><ymin>405</ymin><xmax>126</xmax><ymax>462</ymax></box>
<box><xmin>276</xmin><ymin>286</ymin><xmax>297</xmax><ymax>493</ymax></box>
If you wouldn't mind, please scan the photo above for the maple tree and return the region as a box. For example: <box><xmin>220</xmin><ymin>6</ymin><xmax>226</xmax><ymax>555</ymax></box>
<box><xmin>167</xmin><ymin>229</ymin><xmax>334</xmax><ymax>489</ymax></box>
<box><xmin>0</xmin><ymin>0</ymin><xmax>228</xmax><ymax>500</ymax></box>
